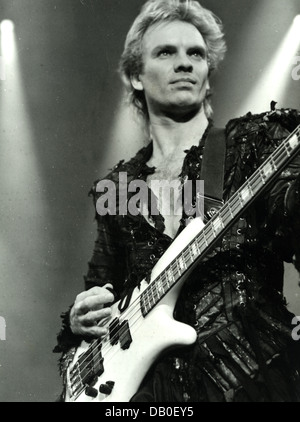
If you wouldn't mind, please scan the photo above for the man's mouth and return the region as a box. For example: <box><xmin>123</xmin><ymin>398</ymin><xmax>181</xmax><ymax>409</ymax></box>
<box><xmin>170</xmin><ymin>78</ymin><xmax>196</xmax><ymax>85</ymax></box>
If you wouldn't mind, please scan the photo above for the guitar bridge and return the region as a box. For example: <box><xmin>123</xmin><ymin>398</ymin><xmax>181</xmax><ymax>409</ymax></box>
<box><xmin>69</xmin><ymin>342</ymin><xmax>104</xmax><ymax>400</ymax></box>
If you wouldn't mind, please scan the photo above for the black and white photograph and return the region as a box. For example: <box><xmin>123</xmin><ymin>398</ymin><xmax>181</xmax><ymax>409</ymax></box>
<box><xmin>0</xmin><ymin>0</ymin><xmax>300</xmax><ymax>404</ymax></box>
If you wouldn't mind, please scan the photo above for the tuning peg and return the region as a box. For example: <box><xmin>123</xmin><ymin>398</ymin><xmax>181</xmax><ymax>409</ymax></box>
<box><xmin>85</xmin><ymin>386</ymin><xmax>98</xmax><ymax>398</ymax></box>
<box><xmin>107</xmin><ymin>381</ymin><xmax>115</xmax><ymax>389</ymax></box>
<box><xmin>99</xmin><ymin>381</ymin><xmax>115</xmax><ymax>395</ymax></box>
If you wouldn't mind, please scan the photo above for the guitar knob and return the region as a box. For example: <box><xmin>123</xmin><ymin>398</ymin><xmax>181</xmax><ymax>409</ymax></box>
<box><xmin>99</xmin><ymin>382</ymin><xmax>114</xmax><ymax>395</ymax></box>
<box><xmin>107</xmin><ymin>381</ymin><xmax>115</xmax><ymax>389</ymax></box>
<box><xmin>85</xmin><ymin>386</ymin><xmax>98</xmax><ymax>398</ymax></box>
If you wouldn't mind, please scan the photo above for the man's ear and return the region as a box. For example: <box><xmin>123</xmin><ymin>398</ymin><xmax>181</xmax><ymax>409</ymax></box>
<box><xmin>204</xmin><ymin>79</ymin><xmax>211</xmax><ymax>98</ymax></box>
<box><xmin>130</xmin><ymin>74</ymin><xmax>144</xmax><ymax>91</ymax></box>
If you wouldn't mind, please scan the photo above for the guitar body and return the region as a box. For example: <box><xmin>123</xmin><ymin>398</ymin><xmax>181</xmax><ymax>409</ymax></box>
<box><xmin>65</xmin><ymin>217</ymin><xmax>205</xmax><ymax>402</ymax></box>
<box><xmin>66</xmin><ymin>300</ymin><xmax>196</xmax><ymax>402</ymax></box>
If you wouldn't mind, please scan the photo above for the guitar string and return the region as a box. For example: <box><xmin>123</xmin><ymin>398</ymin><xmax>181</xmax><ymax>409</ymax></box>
<box><xmin>70</xmin><ymin>125</ymin><xmax>300</xmax><ymax>396</ymax></box>
<box><xmin>71</xmin><ymin>125</ymin><xmax>300</xmax><ymax>396</ymax></box>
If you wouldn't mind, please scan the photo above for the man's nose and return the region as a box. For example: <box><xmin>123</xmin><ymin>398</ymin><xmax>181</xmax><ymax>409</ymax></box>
<box><xmin>174</xmin><ymin>52</ymin><xmax>193</xmax><ymax>73</ymax></box>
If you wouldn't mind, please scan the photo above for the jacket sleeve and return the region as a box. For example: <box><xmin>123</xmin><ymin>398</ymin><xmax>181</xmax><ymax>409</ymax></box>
<box><xmin>262</xmin><ymin>109</ymin><xmax>300</xmax><ymax>268</ymax></box>
<box><xmin>225</xmin><ymin>108</ymin><xmax>300</xmax><ymax>270</ymax></box>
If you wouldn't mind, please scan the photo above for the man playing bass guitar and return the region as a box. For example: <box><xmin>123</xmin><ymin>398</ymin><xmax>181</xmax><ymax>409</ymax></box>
<box><xmin>54</xmin><ymin>0</ymin><xmax>300</xmax><ymax>402</ymax></box>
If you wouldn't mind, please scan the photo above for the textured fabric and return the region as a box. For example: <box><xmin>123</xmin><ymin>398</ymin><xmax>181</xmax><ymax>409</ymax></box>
<box><xmin>55</xmin><ymin>108</ymin><xmax>300</xmax><ymax>402</ymax></box>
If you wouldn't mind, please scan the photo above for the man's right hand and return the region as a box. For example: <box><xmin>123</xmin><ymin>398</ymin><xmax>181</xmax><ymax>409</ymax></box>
<box><xmin>70</xmin><ymin>284</ymin><xmax>114</xmax><ymax>338</ymax></box>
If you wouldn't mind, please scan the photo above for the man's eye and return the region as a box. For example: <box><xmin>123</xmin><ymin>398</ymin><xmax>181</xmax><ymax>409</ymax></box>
<box><xmin>189</xmin><ymin>50</ymin><xmax>205</xmax><ymax>59</ymax></box>
<box><xmin>158</xmin><ymin>50</ymin><xmax>172</xmax><ymax>57</ymax></box>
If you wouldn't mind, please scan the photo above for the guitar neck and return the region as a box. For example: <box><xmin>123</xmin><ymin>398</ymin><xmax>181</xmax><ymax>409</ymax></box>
<box><xmin>140</xmin><ymin>124</ymin><xmax>300</xmax><ymax>315</ymax></box>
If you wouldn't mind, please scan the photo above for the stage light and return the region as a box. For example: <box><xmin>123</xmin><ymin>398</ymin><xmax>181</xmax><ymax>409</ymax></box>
<box><xmin>0</xmin><ymin>15</ymin><xmax>46</xmax><ymax>254</ymax></box>
<box><xmin>0</xmin><ymin>19</ymin><xmax>16</xmax><ymax>63</ymax></box>
<box><xmin>238</xmin><ymin>16</ymin><xmax>300</xmax><ymax>115</ymax></box>
<box><xmin>0</xmin><ymin>19</ymin><xmax>15</xmax><ymax>32</ymax></box>
<box><xmin>294</xmin><ymin>15</ymin><xmax>300</xmax><ymax>26</ymax></box>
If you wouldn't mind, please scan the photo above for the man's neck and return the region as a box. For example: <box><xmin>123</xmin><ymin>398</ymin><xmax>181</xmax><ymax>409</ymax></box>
<box><xmin>148</xmin><ymin>107</ymin><xmax>209</xmax><ymax>165</ymax></box>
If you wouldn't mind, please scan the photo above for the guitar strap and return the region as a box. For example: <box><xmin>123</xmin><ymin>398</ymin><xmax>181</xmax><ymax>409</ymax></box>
<box><xmin>200</xmin><ymin>127</ymin><xmax>237</xmax><ymax>326</ymax></box>
<box><xmin>200</xmin><ymin>127</ymin><xmax>226</xmax><ymax>216</ymax></box>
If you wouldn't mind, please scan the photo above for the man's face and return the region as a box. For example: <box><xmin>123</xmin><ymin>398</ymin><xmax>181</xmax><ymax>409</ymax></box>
<box><xmin>132</xmin><ymin>20</ymin><xmax>210</xmax><ymax>117</ymax></box>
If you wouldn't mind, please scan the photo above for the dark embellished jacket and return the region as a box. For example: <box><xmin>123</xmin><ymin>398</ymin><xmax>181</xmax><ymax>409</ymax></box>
<box><xmin>55</xmin><ymin>108</ymin><xmax>300</xmax><ymax>402</ymax></box>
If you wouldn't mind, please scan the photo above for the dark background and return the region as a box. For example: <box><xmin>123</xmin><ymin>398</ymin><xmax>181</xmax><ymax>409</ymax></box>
<box><xmin>0</xmin><ymin>0</ymin><xmax>299</xmax><ymax>402</ymax></box>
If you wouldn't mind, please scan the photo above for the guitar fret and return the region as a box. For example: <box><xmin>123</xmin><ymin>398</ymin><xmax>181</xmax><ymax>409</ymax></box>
<box><xmin>178</xmin><ymin>254</ymin><xmax>186</xmax><ymax>270</ymax></box>
<box><xmin>166</xmin><ymin>269</ymin><xmax>173</xmax><ymax>288</ymax></box>
<box><xmin>150</xmin><ymin>285</ymin><xmax>155</xmax><ymax>307</ymax></box>
<box><xmin>157</xmin><ymin>276</ymin><xmax>165</xmax><ymax>297</ymax></box>
<box><xmin>246</xmin><ymin>180</ymin><xmax>255</xmax><ymax>198</ymax></box>
<box><xmin>155</xmin><ymin>277</ymin><xmax>164</xmax><ymax>303</ymax></box>
<box><xmin>210</xmin><ymin>222</ymin><xmax>217</xmax><ymax>238</ymax></box>
<box><xmin>185</xmin><ymin>246</ymin><xmax>194</xmax><ymax>265</ymax></box>
<box><xmin>210</xmin><ymin>222</ymin><xmax>216</xmax><ymax>239</ymax></box>
<box><xmin>148</xmin><ymin>286</ymin><xmax>153</xmax><ymax>306</ymax></box>
<box><xmin>143</xmin><ymin>291</ymin><xmax>149</xmax><ymax>314</ymax></box>
<box><xmin>270</xmin><ymin>156</ymin><xmax>278</xmax><ymax>172</ymax></box>
<box><xmin>195</xmin><ymin>240</ymin><xmax>200</xmax><ymax>255</ymax></box>
<box><xmin>258</xmin><ymin>167</ymin><xmax>266</xmax><ymax>185</ymax></box>
<box><xmin>239</xmin><ymin>186</ymin><xmax>252</xmax><ymax>204</ymax></box>
<box><xmin>202</xmin><ymin>229</ymin><xmax>209</xmax><ymax>247</ymax></box>
<box><xmin>151</xmin><ymin>283</ymin><xmax>158</xmax><ymax>305</ymax></box>
<box><xmin>148</xmin><ymin>286</ymin><xmax>153</xmax><ymax>307</ymax></box>
<box><xmin>284</xmin><ymin>141</ymin><xmax>292</xmax><ymax>157</ymax></box>
<box><xmin>172</xmin><ymin>260</ymin><xmax>180</xmax><ymax>277</ymax></box>
<box><xmin>262</xmin><ymin>161</ymin><xmax>274</xmax><ymax>179</ymax></box>
<box><xmin>211</xmin><ymin>215</ymin><xmax>223</xmax><ymax>236</ymax></box>
<box><xmin>194</xmin><ymin>237</ymin><xmax>202</xmax><ymax>256</ymax></box>
<box><xmin>227</xmin><ymin>203</ymin><xmax>234</xmax><ymax>220</ymax></box>
<box><xmin>288</xmin><ymin>133</ymin><xmax>299</xmax><ymax>150</ymax></box>
<box><xmin>238</xmin><ymin>191</ymin><xmax>243</xmax><ymax>206</ymax></box>
<box><xmin>221</xmin><ymin>216</ymin><xmax>225</xmax><ymax>229</ymax></box>
<box><xmin>191</xmin><ymin>241</ymin><xmax>199</xmax><ymax>259</ymax></box>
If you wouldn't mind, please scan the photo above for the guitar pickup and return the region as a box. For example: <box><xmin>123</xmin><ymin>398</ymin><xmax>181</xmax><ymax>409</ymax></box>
<box><xmin>119</xmin><ymin>320</ymin><xmax>132</xmax><ymax>350</ymax></box>
<box><xmin>109</xmin><ymin>318</ymin><xmax>120</xmax><ymax>345</ymax></box>
<box><xmin>94</xmin><ymin>357</ymin><xmax>104</xmax><ymax>377</ymax></box>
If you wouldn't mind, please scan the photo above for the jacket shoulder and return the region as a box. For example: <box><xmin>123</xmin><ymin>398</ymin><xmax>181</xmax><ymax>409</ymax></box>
<box><xmin>225</xmin><ymin>107</ymin><xmax>300</xmax><ymax>142</ymax></box>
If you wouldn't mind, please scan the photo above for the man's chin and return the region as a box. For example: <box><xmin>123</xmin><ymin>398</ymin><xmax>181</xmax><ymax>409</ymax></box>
<box><xmin>168</xmin><ymin>99</ymin><xmax>202</xmax><ymax>114</ymax></box>
<box><xmin>169</xmin><ymin>95</ymin><xmax>203</xmax><ymax>109</ymax></box>
<box><xmin>161</xmin><ymin>103</ymin><xmax>203</xmax><ymax>121</ymax></box>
